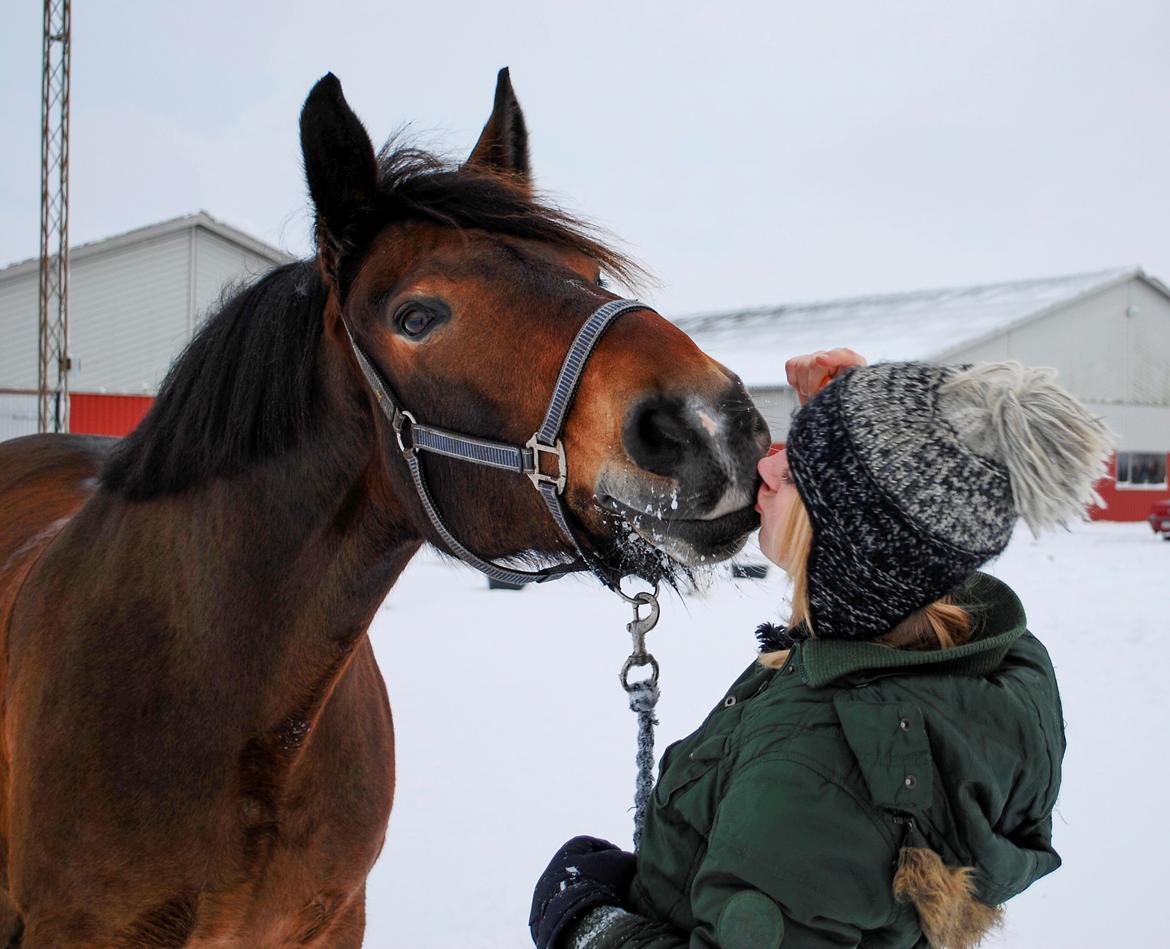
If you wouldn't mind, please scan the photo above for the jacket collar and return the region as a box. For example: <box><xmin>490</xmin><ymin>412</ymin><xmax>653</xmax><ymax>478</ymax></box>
<box><xmin>792</xmin><ymin>572</ymin><xmax>1028</xmax><ymax>689</ymax></box>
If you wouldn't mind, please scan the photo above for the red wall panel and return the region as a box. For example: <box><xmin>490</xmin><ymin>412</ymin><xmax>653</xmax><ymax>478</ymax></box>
<box><xmin>1089</xmin><ymin>452</ymin><xmax>1170</xmax><ymax>522</ymax></box>
<box><xmin>70</xmin><ymin>393</ymin><xmax>154</xmax><ymax>438</ymax></box>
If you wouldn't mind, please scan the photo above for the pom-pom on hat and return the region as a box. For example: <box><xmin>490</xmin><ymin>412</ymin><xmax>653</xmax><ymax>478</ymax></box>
<box><xmin>784</xmin><ymin>360</ymin><xmax>1112</xmax><ymax>641</ymax></box>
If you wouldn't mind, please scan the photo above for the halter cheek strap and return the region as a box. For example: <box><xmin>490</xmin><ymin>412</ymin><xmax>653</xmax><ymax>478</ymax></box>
<box><xmin>343</xmin><ymin>298</ymin><xmax>650</xmax><ymax>587</ymax></box>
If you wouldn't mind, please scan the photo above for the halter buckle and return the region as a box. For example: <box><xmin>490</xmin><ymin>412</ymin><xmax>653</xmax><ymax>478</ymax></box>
<box><xmin>395</xmin><ymin>410</ymin><xmax>418</xmax><ymax>456</ymax></box>
<box><xmin>525</xmin><ymin>435</ymin><xmax>567</xmax><ymax>494</ymax></box>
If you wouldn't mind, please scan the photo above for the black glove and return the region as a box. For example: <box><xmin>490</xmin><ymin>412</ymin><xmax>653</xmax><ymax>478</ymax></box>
<box><xmin>529</xmin><ymin>835</ymin><xmax>637</xmax><ymax>949</ymax></box>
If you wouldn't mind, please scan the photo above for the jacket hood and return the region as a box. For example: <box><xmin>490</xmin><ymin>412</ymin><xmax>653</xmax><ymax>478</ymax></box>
<box><xmin>804</xmin><ymin>573</ymin><xmax>1066</xmax><ymax>907</ymax></box>
<box><xmin>797</xmin><ymin>572</ymin><xmax>1028</xmax><ymax>688</ymax></box>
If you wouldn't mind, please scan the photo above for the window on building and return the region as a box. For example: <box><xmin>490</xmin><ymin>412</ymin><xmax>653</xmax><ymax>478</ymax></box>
<box><xmin>1115</xmin><ymin>451</ymin><xmax>1168</xmax><ymax>489</ymax></box>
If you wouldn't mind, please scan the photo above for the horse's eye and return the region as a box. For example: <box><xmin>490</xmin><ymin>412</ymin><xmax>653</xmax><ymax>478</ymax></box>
<box><xmin>399</xmin><ymin>307</ymin><xmax>435</xmax><ymax>337</ymax></box>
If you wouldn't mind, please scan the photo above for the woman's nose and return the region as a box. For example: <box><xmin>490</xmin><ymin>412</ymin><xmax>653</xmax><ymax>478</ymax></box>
<box><xmin>757</xmin><ymin>443</ymin><xmax>785</xmax><ymax>484</ymax></box>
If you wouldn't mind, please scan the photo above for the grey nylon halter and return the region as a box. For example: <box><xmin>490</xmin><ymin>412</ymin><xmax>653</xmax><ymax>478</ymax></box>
<box><xmin>342</xmin><ymin>298</ymin><xmax>650</xmax><ymax>587</ymax></box>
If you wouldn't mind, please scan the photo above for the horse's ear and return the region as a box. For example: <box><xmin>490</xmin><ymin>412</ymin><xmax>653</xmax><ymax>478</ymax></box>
<box><xmin>466</xmin><ymin>67</ymin><xmax>531</xmax><ymax>183</ymax></box>
<box><xmin>299</xmin><ymin>73</ymin><xmax>379</xmax><ymax>266</ymax></box>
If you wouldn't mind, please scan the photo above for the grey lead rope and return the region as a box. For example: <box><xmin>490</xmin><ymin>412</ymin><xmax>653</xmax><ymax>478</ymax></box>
<box><xmin>620</xmin><ymin>590</ymin><xmax>661</xmax><ymax>852</ymax></box>
<box><xmin>626</xmin><ymin>680</ymin><xmax>659</xmax><ymax>853</ymax></box>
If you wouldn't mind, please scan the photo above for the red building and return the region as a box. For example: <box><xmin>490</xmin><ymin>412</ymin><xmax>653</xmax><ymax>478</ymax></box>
<box><xmin>1094</xmin><ymin>451</ymin><xmax>1170</xmax><ymax>521</ymax></box>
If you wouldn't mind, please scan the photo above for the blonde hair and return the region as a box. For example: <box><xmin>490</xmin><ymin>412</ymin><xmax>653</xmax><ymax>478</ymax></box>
<box><xmin>759</xmin><ymin>496</ymin><xmax>972</xmax><ymax>670</ymax></box>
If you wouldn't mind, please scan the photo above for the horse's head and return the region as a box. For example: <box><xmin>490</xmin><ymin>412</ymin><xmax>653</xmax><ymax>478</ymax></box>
<box><xmin>299</xmin><ymin>71</ymin><xmax>769</xmax><ymax>583</ymax></box>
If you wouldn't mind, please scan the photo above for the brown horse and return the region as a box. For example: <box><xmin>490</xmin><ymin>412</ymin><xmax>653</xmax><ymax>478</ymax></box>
<box><xmin>0</xmin><ymin>71</ymin><xmax>767</xmax><ymax>947</ymax></box>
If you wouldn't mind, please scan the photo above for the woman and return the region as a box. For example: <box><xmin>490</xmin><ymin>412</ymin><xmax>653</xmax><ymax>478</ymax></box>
<box><xmin>529</xmin><ymin>350</ymin><xmax>1111</xmax><ymax>949</ymax></box>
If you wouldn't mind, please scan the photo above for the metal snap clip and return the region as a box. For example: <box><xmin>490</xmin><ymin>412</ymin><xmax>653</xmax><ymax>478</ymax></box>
<box><xmin>899</xmin><ymin>718</ymin><xmax>911</xmax><ymax>731</ymax></box>
<box><xmin>723</xmin><ymin>695</ymin><xmax>737</xmax><ymax>708</ymax></box>
<box><xmin>904</xmin><ymin>775</ymin><xmax>918</xmax><ymax>789</ymax></box>
<box><xmin>620</xmin><ymin>589</ymin><xmax>661</xmax><ymax>692</ymax></box>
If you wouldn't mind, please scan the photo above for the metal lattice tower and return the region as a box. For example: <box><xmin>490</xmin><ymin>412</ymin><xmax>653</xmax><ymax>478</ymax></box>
<box><xmin>38</xmin><ymin>0</ymin><xmax>71</xmax><ymax>433</ymax></box>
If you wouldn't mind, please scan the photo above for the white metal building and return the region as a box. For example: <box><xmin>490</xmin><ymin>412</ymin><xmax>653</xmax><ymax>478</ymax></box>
<box><xmin>0</xmin><ymin>213</ymin><xmax>290</xmax><ymax>440</ymax></box>
<box><xmin>674</xmin><ymin>268</ymin><xmax>1170</xmax><ymax>520</ymax></box>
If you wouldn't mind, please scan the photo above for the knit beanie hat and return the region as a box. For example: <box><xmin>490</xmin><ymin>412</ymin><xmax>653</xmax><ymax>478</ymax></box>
<box><xmin>784</xmin><ymin>361</ymin><xmax>1112</xmax><ymax>641</ymax></box>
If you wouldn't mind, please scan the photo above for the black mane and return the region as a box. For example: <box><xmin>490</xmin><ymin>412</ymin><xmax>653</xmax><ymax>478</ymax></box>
<box><xmin>101</xmin><ymin>261</ymin><xmax>327</xmax><ymax>500</ymax></box>
<box><xmin>101</xmin><ymin>143</ymin><xmax>639</xmax><ymax>500</ymax></box>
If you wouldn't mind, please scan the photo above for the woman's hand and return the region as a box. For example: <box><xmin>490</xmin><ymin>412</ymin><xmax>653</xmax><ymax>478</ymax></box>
<box><xmin>529</xmin><ymin>836</ymin><xmax>636</xmax><ymax>949</ymax></box>
<box><xmin>785</xmin><ymin>348</ymin><xmax>866</xmax><ymax>405</ymax></box>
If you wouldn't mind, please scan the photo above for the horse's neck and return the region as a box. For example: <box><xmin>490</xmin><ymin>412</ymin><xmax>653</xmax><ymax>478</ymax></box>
<box><xmin>111</xmin><ymin>414</ymin><xmax>422</xmax><ymax>724</ymax></box>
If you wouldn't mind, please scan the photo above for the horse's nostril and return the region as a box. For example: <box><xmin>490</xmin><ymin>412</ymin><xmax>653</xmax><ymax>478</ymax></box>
<box><xmin>623</xmin><ymin>396</ymin><xmax>701</xmax><ymax>478</ymax></box>
<box><xmin>639</xmin><ymin>406</ymin><xmax>690</xmax><ymax>449</ymax></box>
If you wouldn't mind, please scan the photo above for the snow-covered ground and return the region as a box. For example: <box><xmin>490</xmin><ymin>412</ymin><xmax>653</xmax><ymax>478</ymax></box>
<box><xmin>364</xmin><ymin>521</ymin><xmax>1166</xmax><ymax>948</ymax></box>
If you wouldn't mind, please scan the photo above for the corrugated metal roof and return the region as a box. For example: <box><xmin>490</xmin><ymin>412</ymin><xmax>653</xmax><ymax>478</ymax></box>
<box><xmin>674</xmin><ymin>267</ymin><xmax>1168</xmax><ymax>388</ymax></box>
<box><xmin>0</xmin><ymin>212</ymin><xmax>293</xmax><ymax>281</ymax></box>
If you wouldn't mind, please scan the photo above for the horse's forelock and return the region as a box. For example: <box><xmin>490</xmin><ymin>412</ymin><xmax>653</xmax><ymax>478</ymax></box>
<box><xmin>369</xmin><ymin>138</ymin><xmax>646</xmax><ymax>290</ymax></box>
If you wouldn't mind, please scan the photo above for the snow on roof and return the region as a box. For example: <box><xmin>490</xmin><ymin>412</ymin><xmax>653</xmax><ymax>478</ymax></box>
<box><xmin>0</xmin><ymin>212</ymin><xmax>294</xmax><ymax>280</ymax></box>
<box><xmin>673</xmin><ymin>267</ymin><xmax>1153</xmax><ymax>388</ymax></box>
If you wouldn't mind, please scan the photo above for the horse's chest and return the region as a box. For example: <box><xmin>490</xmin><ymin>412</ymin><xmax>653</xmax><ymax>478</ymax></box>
<box><xmin>198</xmin><ymin>850</ymin><xmax>366</xmax><ymax>947</ymax></box>
<box><xmin>191</xmin><ymin>744</ymin><xmax>393</xmax><ymax>947</ymax></box>
<box><xmin>226</xmin><ymin>704</ymin><xmax>394</xmax><ymax>942</ymax></box>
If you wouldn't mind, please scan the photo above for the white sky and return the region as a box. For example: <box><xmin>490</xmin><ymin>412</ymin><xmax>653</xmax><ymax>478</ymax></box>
<box><xmin>2</xmin><ymin>0</ymin><xmax>1168</xmax><ymax>316</ymax></box>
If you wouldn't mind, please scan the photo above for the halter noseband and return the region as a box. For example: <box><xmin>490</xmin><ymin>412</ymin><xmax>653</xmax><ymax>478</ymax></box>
<box><xmin>343</xmin><ymin>298</ymin><xmax>651</xmax><ymax>588</ymax></box>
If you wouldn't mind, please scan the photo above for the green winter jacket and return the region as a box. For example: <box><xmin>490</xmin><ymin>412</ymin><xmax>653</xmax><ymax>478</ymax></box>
<box><xmin>565</xmin><ymin>573</ymin><xmax>1065</xmax><ymax>949</ymax></box>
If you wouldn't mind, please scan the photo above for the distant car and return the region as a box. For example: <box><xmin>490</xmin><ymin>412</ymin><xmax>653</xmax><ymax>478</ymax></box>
<box><xmin>1149</xmin><ymin>499</ymin><xmax>1170</xmax><ymax>540</ymax></box>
